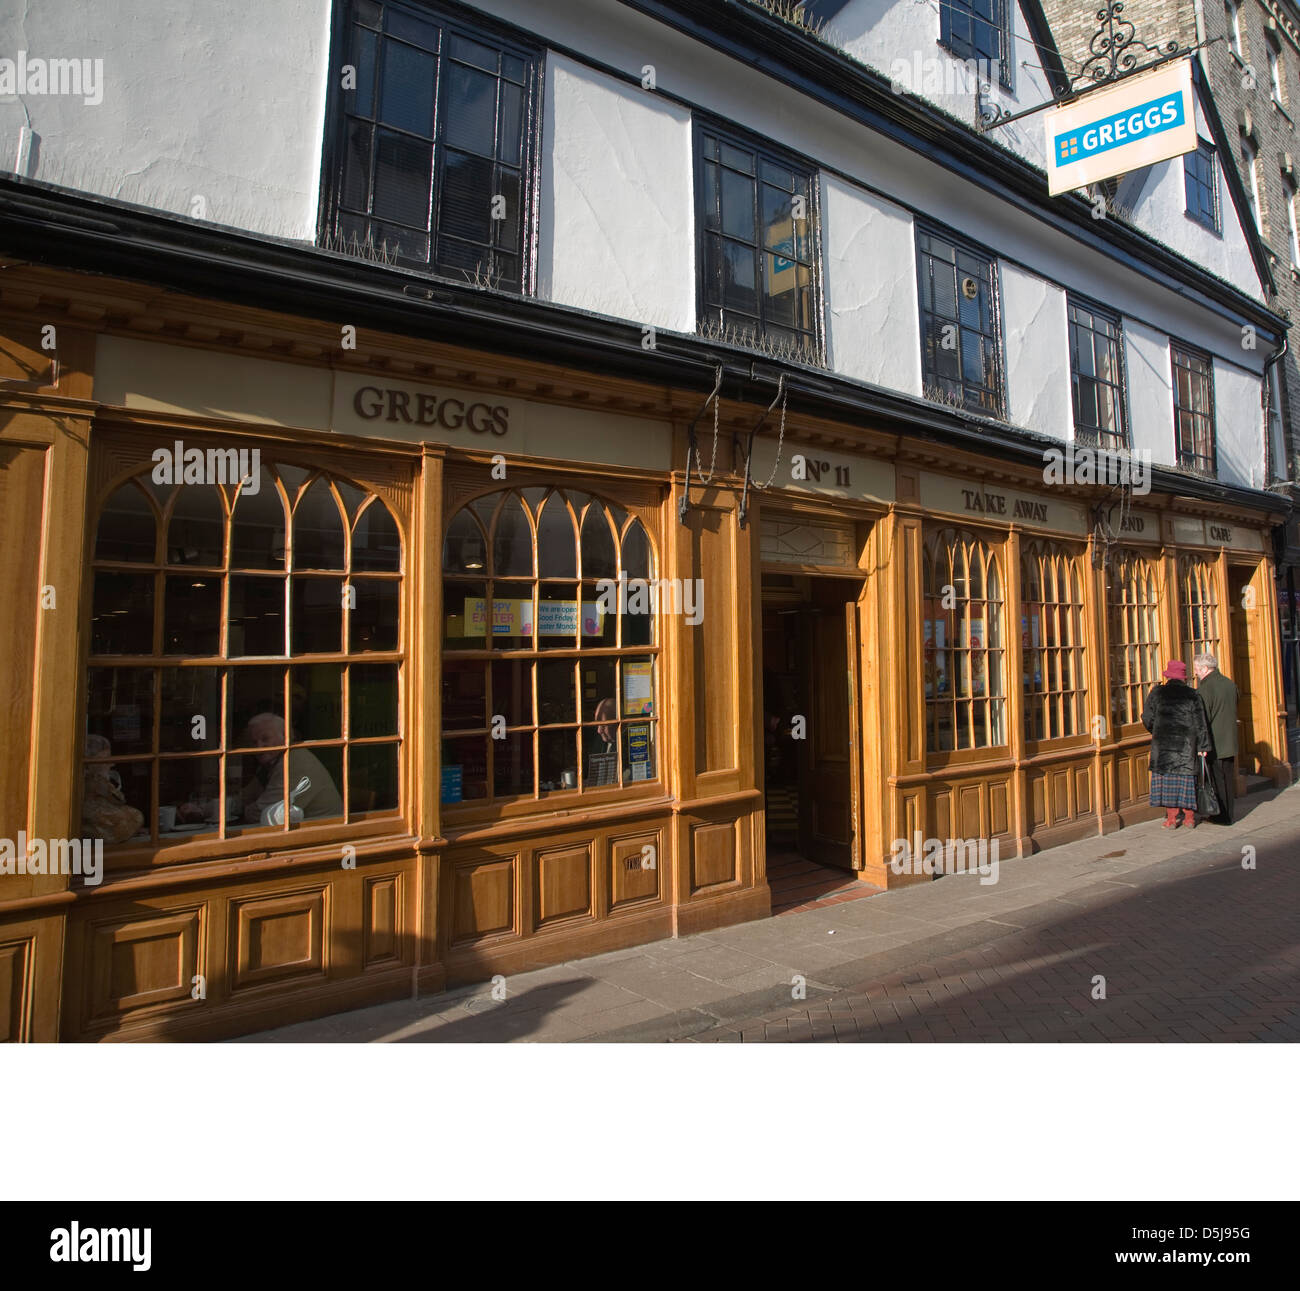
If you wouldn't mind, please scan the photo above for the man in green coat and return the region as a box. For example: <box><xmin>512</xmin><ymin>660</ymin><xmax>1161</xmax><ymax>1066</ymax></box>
<box><xmin>1194</xmin><ymin>653</ymin><xmax>1239</xmax><ymax>824</ymax></box>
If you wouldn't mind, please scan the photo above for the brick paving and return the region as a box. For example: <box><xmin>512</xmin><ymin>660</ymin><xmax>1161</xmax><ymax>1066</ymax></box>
<box><xmin>243</xmin><ymin>783</ymin><xmax>1300</xmax><ymax>1044</ymax></box>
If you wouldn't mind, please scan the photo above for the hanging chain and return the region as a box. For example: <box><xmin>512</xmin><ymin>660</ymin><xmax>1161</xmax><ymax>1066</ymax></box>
<box><xmin>751</xmin><ymin>375</ymin><xmax>788</xmax><ymax>491</ymax></box>
<box><xmin>695</xmin><ymin>365</ymin><xmax>723</xmax><ymax>486</ymax></box>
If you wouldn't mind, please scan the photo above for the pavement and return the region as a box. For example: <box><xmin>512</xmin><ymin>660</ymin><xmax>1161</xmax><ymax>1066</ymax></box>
<box><xmin>241</xmin><ymin>783</ymin><xmax>1300</xmax><ymax>1043</ymax></box>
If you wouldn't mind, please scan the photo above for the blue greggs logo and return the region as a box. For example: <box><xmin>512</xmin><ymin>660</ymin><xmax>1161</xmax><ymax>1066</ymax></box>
<box><xmin>1055</xmin><ymin>90</ymin><xmax>1185</xmax><ymax>167</ymax></box>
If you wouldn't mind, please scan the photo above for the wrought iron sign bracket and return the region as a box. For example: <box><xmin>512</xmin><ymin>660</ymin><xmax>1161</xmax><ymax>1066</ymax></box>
<box><xmin>679</xmin><ymin>364</ymin><xmax>725</xmax><ymax>525</ymax></box>
<box><xmin>737</xmin><ymin>373</ymin><xmax>789</xmax><ymax>530</ymax></box>
<box><xmin>976</xmin><ymin>3</ymin><xmax>1198</xmax><ymax>134</ymax></box>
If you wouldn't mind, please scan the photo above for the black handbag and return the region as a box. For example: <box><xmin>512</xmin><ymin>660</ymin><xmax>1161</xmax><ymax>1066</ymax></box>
<box><xmin>1196</xmin><ymin>757</ymin><xmax>1220</xmax><ymax>819</ymax></box>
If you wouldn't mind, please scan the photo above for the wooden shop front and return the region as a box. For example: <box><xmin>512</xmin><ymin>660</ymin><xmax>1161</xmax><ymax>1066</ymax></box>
<box><xmin>0</xmin><ymin>263</ymin><xmax>1290</xmax><ymax>1040</ymax></box>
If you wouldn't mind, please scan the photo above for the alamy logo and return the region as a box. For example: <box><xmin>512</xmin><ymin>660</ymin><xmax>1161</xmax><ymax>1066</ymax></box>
<box><xmin>152</xmin><ymin>440</ymin><xmax>261</xmax><ymax>492</ymax></box>
<box><xmin>1042</xmin><ymin>446</ymin><xmax>1151</xmax><ymax>496</ymax></box>
<box><xmin>889</xmin><ymin>834</ymin><xmax>1000</xmax><ymax>884</ymax></box>
<box><xmin>0</xmin><ymin>834</ymin><xmax>102</xmax><ymax>885</ymax></box>
<box><xmin>50</xmin><ymin>1222</ymin><xmax>151</xmax><ymax>1271</ymax></box>
<box><xmin>594</xmin><ymin>573</ymin><xmax>703</xmax><ymax>626</ymax></box>
<box><xmin>0</xmin><ymin>52</ymin><xmax>103</xmax><ymax>106</ymax></box>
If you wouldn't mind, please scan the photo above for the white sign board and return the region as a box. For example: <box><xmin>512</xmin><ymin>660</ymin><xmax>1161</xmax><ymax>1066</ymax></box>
<box><xmin>1045</xmin><ymin>59</ymin><xmax>1196</xmax><ymax>196</ymax></box>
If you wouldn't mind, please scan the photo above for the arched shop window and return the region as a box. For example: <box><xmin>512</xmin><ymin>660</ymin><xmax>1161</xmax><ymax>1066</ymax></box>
<box><xmin>1178</xmin><ymin>553</ymin><xmax>1221</xmax><ymax>674</ymax></box>
<box><xmin>922</xmin><ymin>527</ymin><xmax>1006</xmax><ymax>753</ymax></box>
<box><xmin>441</xmin><ymin>487</ymin><xmax>659</xmax><ymax>802</ymax></box>
<box><xmin>1020</xmin><ymin>540</ymin><xmax>1088</xmax><ymax>742</ymax></box>
<box><xmin>1107</xmin><ymin>549</ymin><xmax>1161</xmax><ymax>730</ymax></box>
<box><xmin>84</xmin><ymin>460</ymin><xmax>403</xmax><ymax>848</ymax></box>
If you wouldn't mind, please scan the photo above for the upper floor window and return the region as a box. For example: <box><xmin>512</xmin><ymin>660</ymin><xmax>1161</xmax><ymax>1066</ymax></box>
<box><xmin>1287</xmin><ymin>176</ymin><xmax>1300</xmax><ymax>263</ymax></box>
<box><xmin>1171</xmin><ymin>342</ymin><xmax>1216</xmax><ymax>475</ymax></box>
<box><xmin>1270</xmin><ymin>44</ymin><xmax>1285</xmax><ymax>105</ymax></box>
<box><xmin>1184</xmin><ymin>139</ymin><xmax>1221</xmax><ymax>233</ymax></box>
<box><xmin>441</xmin><ymin>487</ymin><xmax>660</xmax><ymax>803</ymax></box>
<box><xmin>922</xmin><ymin>527</ymin><xmax>1006</xmax><ymax>753</ymax></box>
<box><xmin>85</xmin><ymin>456</ymin><xmax>404</xmax><ymax>855</ymax></box>
<box><xmin>694</xmin><ymin>122</ymin><xmax>820</xmax><ymax>362</ymax></box>
<box><xmin>940</xmin><ymin>0</ymin><xmax>1012</xmax><ymax>90</ymax></box>
<box><xmin>1243</xmin><ymin>137</ymin><xmax>1261</xmax><ymax>228</ymax></box>
<box><xmin>1068</xmin><ymin>297</ymin><xmax>1127</xmax><ymax>449</ymax></box>
<box><xmin>916</xmin><ymin>225</ymin><xmax>1002</xmax><ymax>416</ymax></box>
<box><xmin>325</xmin><ymin>0</ymin><xmax>539</xmax><ymax>292</ymax></box>
<box><xmin>1226</xmin><ymin>0</ymin><xmax>1242</xmax><ymax>57</ymax></box>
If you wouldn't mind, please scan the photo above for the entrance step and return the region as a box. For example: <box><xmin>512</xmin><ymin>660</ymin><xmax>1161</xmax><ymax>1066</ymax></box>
<box><xmin>1241</xmin><ymin>773</ymin><xmax>1273</xmax><ymax>796</ymax></box>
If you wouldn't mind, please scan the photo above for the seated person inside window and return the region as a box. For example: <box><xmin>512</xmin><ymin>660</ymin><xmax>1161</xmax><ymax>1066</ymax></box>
<box><xmin>177</xmin><ymin>713</ymin><xmax>343</xmax><ymax>824</ymax></box>
<box><xmin>583</xmin><ymin>697</ymin><xmax>619</xmax><ymax>786</ymax></box>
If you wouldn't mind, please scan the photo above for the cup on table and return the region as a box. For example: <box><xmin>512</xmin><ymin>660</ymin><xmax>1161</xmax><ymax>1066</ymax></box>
<box><xmin>561</xmin><ymin>770</ymin><xmax>577</xmax><ymax>789</ymax></box>
<box><xmin>158</xmin><ymin>805</ymin><xmax>178</xmax><ymax>832</ymax></box>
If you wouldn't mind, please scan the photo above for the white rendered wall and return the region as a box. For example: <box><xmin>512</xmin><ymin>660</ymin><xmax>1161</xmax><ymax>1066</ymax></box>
<box><xmin>999</xmin><ymin>263</ymin><xmax>1071</xmax><ymax>439</ymax></box>
<box><xmin>538</xmin><ymin>55</ymin><xmax>695</xmax><ymax>332</ymax></box>
<box><xmin>0</xmin><ymin>0</ymin><xmax>332</xmax><ymax>240</ymax></box>
<box><xmin>1214</xmin><ymin>360</ymin><xmax>1266</xmax><ymax>489</ymax></box>
<box><xmin>1124</xmin><ymin>318</ymin><xmax>1176</xmax><ymax>465</ymax></box>
<box><xmin>820</xmin><ymin>172</ymin><xmax>921</xmax><ymax>392</ymax></box>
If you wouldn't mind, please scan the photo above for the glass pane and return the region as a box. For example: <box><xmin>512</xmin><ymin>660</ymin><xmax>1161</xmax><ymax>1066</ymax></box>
<box><xmin>538</xmin><ymin>582</ymin><xmax>579</xmax><ymax>650</ymax></box>
<box><xmin>621</xmin><ymin>519</ymin><xmax>652</xmax><ymax>580</ymax></box>
<box><xmin>492</xmin><ymin>729</ymin><xmax>533</xmax><ymax>797</ymax></box>
<box><xmin>351</xmin><ymin>577</ymin><xmax>399</xmax><ymax>652</ymax></box>
<box><xmin>95</xmin><ymin>483</ymin><xmax>157</xmax><ymax>563</ymax></box>
<box><xmin>291</xmin><ymin>577</ymin><xmax>343</xmax><ymax>654</ymax></box>
<box><xmin>580</xmin><ymin>583</ymin><xmax>617</xmax><ymax>648</ymax></box>
<box><xmin>349</xmin><ymin>742</ymin><xmax>397</xmax><ymax>814</ymax></box>
<box><xmin>443</xmin><ymin>508</ymin><xmax>488</xmax><ymax>573</ymax></box>
<box><xmin>442</xmin><ymin>734</ymin><xmax>487</xmax><ymax>801</ymax></box>
<box><xmin>498</xmin><ymin>80</ymin><xmax>523</xmax><ymax>164</ymax></box>
<box><xmin>579</xmin><ymin>504</ymin><xmax>617</xmax><ymax>579</ymax></box>
<box><xmin>720</xmin><ymin>168</ymin><xmax>756</xmax><ymax>241</ymax></box>
<box><xmin>229</xmin><ymin>470</ymin><xmax>286</xmax><ymax>569</ymax></box>
<box><xmin>373</xmin><ymin>129</ymin><xmax>433</xmax><ymax>227</ymax></box>
<box><xmin>620</xmin><ymin>656</ymin><xmax>655</xmax><ymax>718</ymax></box>
<box><xmin>490</xmin><ymin>581</ymin><xmax>532</xmax><ymax>650</ymax></box>
<box><xmin>292</xmin><ymin>663</ymin><xmax>343</xmax><ymax>741</ymax></box>
<box><xmin>722</xmin><ymin>242</ymin><xmax>757</xmax><ymax>314</ymax></box>
<box><xmin>91</xmin><ymin>572</ymin><xmax>154</xmax><ymax>655</ymax></box>
<box><xmin>228</xmin><ymin>576</ymin><xmax>287</xmax><ymax>656</ymax></box>
<box><xmin>440</xmin><ymin>149</ymin><xmax>495</xmax><ymax>242</ymax></box>
<box><xmin>492</xmin><ymin>495</ymin><xmax>532</xmax><ymax>576</ymax></box>
<box><xmin>350</xmin><ymin>662</ymin><xmax>399</xmax><ymax>737</ymax></box>
<box><xmin>159</xmin><ymin>756</ymin><xmax>221</xmax><ymax>838</ymax></box>
<box><xmin>166</xmin><ymin>485</ymin><xmax>223</xmax><ymax>566</ymax></box>
<box><xmin>341</xmin><ymin>120</ymin><xmax>373</xmax><ymax>211</ymax></box>
<box><xmin>490</xmin><ymin>658</ymin><xmax>531</xmax><ymax>726</ymax></box>
<box><xmin>293</xmin><ymin>481</ymin><xmax>346</xmax><ymax>570</ymax></box>
<box><xmin>449</xmin><ymin>32</ymin><xmax>497</xmax><ymax>72</ymax></box>
<box><xmin>159</xmin><ymin>667</ymin><xmax>221</xmax><ymax>753</ymax></box>
<box><xmin>444</xmin><ymin>581</ymin><xmax>488</xmax><ymax>647</ymax></box>
<box><xmin>352</xmin><ymin>498</ymin><xmax>401</xmax><ymax>571</ymax></box>
<box><xmin>379</xmin><ymin>40</ymin><xmax>436</xmax><ymax>136</ymax></box>
<box><xmin>493</xmin><ymin>166</ymin><xmax>521</xmax><ymax>252</ymax></box>
<box><xmin>720</xmin><ymin>142</ymin><xmax>754</xmax><ymax>174</ymax></box>
<box><xmin>351</xmin><ymin>24</ymin><xmax>378</xmax><ymax>116</ymax></box>
<box><xmin>539</xmin><ymin>727</ymin><xmax>578</xmax><ymax>794</ymax></box>
<box><xmin>537</xmin><ymin>659</ymin><xmax>577</xmax><ymax>725</ymax></box>
<box><xmin>163</xmin><ymin>576</ymin><xmax>221</xmax><ymax>655</ymax></box>
<box><xmin>536</xmin><ymin>495</ymin><xmax>577</xmax><ymax>578</ymax></box>
<box><xmin>227</xmin><ymin>667</ymin><xmax>286</xmax><ymax>748</ymax></box>
<box><xmin>443</xmin><ymin>62</ymin><xmax>498</xmax><ymax>155</ymax></box>
<box><xmin>622</xmin><ymin>720</ymin><xmax>656</xmax><ymax>782</ymax></box>
<box><xmin>86</xmin><ymin>668</ymin><xmax>155</xmax><ymax>758</ymax></box>
<box><xmin>443</xmin><ymin>659</ymin><xmax>487</xmax><ymax>731</ymax></box>
<box><xmin>386</xmin><ymin>9</ymin><xmax>439</xmax><ymax>49</ymax></box>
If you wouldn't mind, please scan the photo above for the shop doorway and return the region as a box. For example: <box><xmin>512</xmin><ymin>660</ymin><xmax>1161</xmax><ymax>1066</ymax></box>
<box><xmin>761</xmin><ymin>574</ymin><xmax>865</xmax><ymax>903</ymax></box>
<box><xmin>1227</xmin><ymin>565</ymin><xmax>1262</xmax><ymax>776</ymax></box>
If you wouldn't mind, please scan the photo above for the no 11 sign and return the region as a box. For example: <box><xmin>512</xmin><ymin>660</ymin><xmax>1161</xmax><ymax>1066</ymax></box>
<box><xmin>1045</xmin><ymin>58</ymin><xmax>1196</xmax><ymax>196</ymax></box>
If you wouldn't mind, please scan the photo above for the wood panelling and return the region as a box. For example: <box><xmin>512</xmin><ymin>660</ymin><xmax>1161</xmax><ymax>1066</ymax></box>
<box><xmin>450</xmin><ymin>857</ymin><xmax>517</xmax><ymax>945</ymax></box>
<box><xmin>0</xmin><ymin>937</ymin><xmax>32</xmax><ymax>1042</ymax></box>
<box><xmin>363</xmin><ymin>875</ymin><xmax>401</xmax><ymax>968</ymax></box>
<box><xmin>86</xmin><ymin>908</ymin><xmax>200</xmax><ymax>1022</ymax></box>
<box><xmin>690</xmin><ymin>819</ymin><xmax>737</xmax><ymax>892</ymax></box>
<box><xmin>0</xmin><ymin>324</ymin><xmax>57</xmax><ymax>387</ymax></box>
<box><xmin>688</xmin><ymin>502</ymin><xmax>739</xmax><ymax>777</ymax></box>
<box><xmin>535</xmin><ymin>843</ymin><xmax>593</xmax><ymax>927</ymax></box>
<box><xmin>230</xmin><ymin>889</ymin><xmax>326</xmax><ymax>992</ymax></box>
<box><xmin>989</xmin><ymin>781</ymin><xmax>1010</xmax><ymax>836</ymax></box>
<box><xmin>609</xmin><ymin>832</ymin><xmax>661</xmax><ymax>909</ymax></box>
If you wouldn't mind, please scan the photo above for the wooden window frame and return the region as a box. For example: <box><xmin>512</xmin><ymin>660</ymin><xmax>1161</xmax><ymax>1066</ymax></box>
<box><xmin>1171</xmin><ymin>341</ymin><xmax>1217</xmax><ymax>476</ymax></box>
<box><xmin>922</xmin><ymin>525</ymin><xmax>1009</xmax><ymax>762</ymax></box>
<box><xmin>1020</xmin><ymin>539</ymin><xmax>1089</xmax><ymax>747</ymax></box>
<box><xmin>691</xmin><ymin>115</ymin><xmax>825</xmax><ymax>364</ymax></box>
<box><xmin>318</xmin><ymin>0</ymin><xmax>544</xmax><ymax>294</ymax></box>
<box><xmin>1107</xmin><ymin>547</ymin><xmax>1161</xmax><ymax>732</ymax></box>
<box><xmin>1067</xmin><ymin>294</ymin><xmax>1130</xmax><ymax>449</ymax></box>
<box><xmin>1178</xmin><ymin>552</ymin><xmax>1222</xmax><ymax>675</ymax></box>
<box><xmin>440</xmin><ymin>483</ymin><xmax>664</xmax><ymax>821</ymax></box>
<box><xmin>84</xmin><ymin>447</ymin><xmax>408</xmax><ymax>875</ymax></box>
<box><xmin>915</xmin><ymin>222</ymin><xmax>1006</xmax><ymax>418</ymax></box>
<box><xmin>1183</xmin><ymin>139</ymin><xmax>1221</xmax><ymax>234</ymax></box>
<box><xmin>939</xmin><ymin>0</ymin><xmax>1013</xmax><ymax>91</ymax></box>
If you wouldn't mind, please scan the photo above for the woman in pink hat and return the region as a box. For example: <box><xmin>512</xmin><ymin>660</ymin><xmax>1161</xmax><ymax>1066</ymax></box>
<box><xmin>1141</xmin><ymin>659</ymin><xmax>1213</xmax><ymax>828</ymax></box>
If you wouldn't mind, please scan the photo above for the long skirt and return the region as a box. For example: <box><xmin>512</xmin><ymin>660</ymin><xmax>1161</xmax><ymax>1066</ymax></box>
<box><xmin>1149</xmin><ymin>771</ymin><xmax>1197</xmax><ymax>809</ymax></box>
